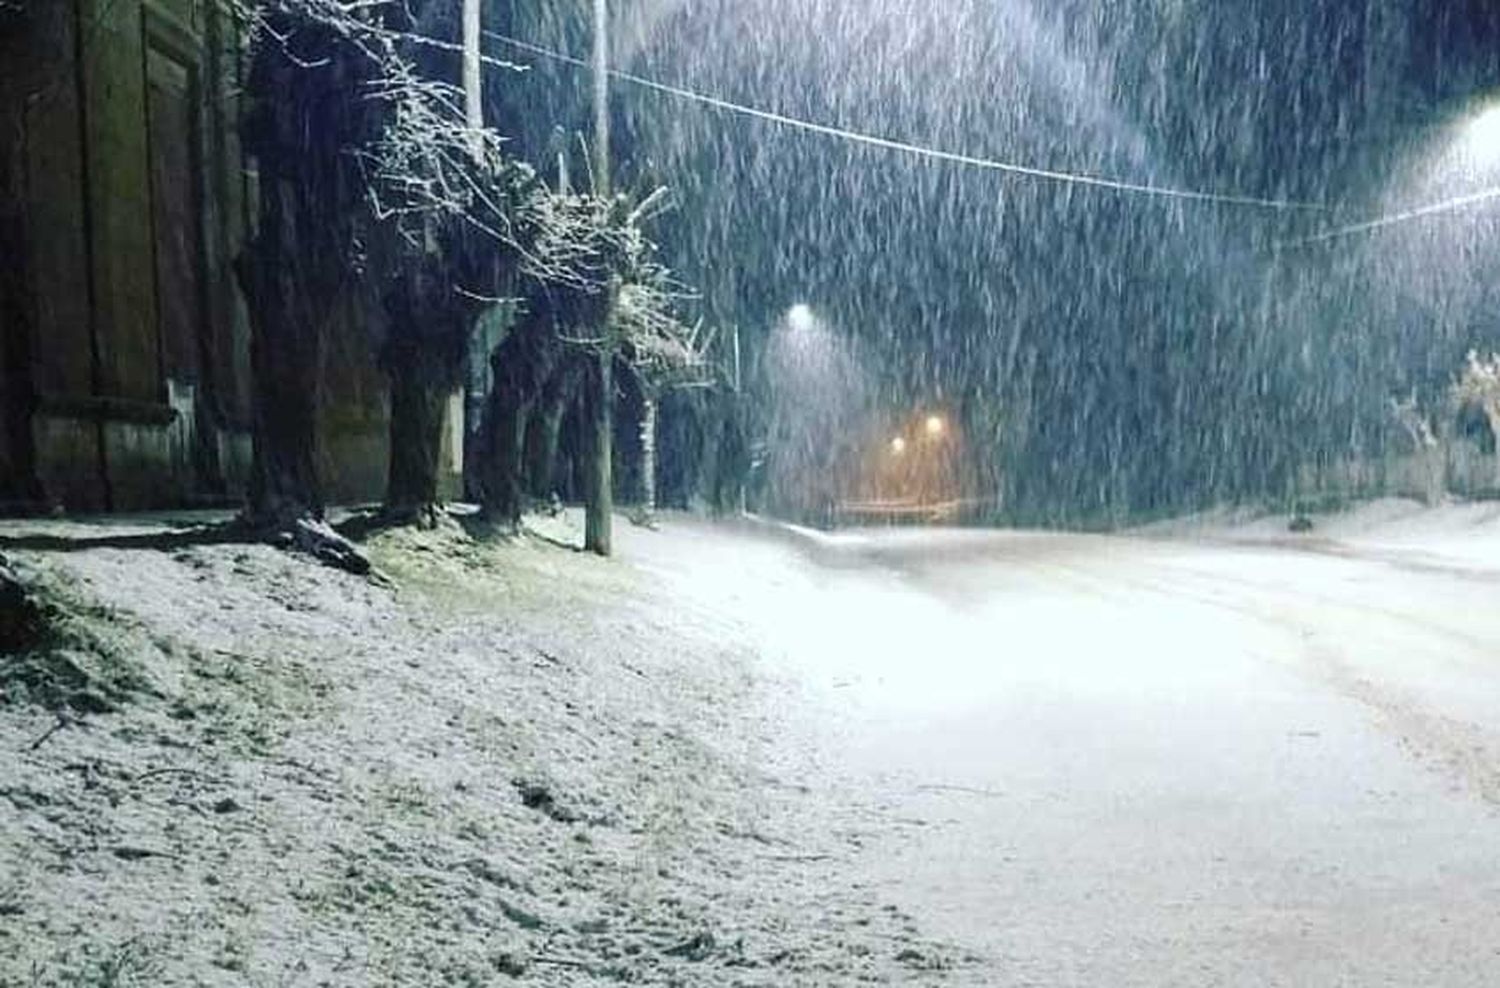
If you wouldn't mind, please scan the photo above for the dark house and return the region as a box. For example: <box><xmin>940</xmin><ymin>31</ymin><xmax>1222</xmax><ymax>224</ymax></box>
<box><xmin>1</xmin><ymin>0</ymin><xmax>417</xmax><ymax>515</ymax></box>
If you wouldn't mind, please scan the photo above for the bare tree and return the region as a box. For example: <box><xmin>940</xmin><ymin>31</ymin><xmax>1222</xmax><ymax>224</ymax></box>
<box><xmin>237</xmin><ymin>1</ymin><xmax>534</xmax><ymax>533</ymax></box>
<box><xmin>1451</xmin><ymin>350</ymin><xmax>1500</xmax><ymax>486</ymax></box>
<box><xmin>235</xmin><ymin>0</ymin><xmax>700</xmax><ymax>555</ymax></box>
<box><xmin>524</xmin><ymin>360</ymin><xmax>582</xmax><ymax>501</ymax></box>
<box><xmin>354</xmin><ymin>1</ymin><xmax>524</xmax><ymax>527</ymax></box>
<box><xmin>626</xmin><ymin>314</ymin><xmax>714</xmax><ymax>525</ymax></box>
<box><xmin>553</xmin><ymin>189</ymin><xmax>704</xmax><ymax>537</ymax></box>
<box><xmin>235</xmin><ymin>8</ymin><xmax>378</xmax><ymax>570</ymax></box>
<box><xmin>476</xmin><ymin>182</ymin><xmax>699</xmax><ymax>535</ymax></box>
<box><xmin>1390</xmin><ymin>392</ymin><xmax>1445</xmax><ymax>505</ymax></box>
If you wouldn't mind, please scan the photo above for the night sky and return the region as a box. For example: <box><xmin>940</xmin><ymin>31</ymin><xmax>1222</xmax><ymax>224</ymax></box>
<box><xmin>490</xmin><ymin>0</ymin><xmax>1500</xmax><ymax>519</ymax></box>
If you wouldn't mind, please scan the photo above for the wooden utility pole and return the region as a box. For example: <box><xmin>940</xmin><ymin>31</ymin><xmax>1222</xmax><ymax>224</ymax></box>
<box><xmin>591</xmin><ymin>0</ymin><xmax>610</xmax><ymax>196</ymax></box>
<box><xmin>732</xmin><ymin>324</ymin><xmax>746</xmax><ymax>513</ymax></box>
<box><xmin>462</xmin><ymin>0</ymin><xmax>482</xmax><ymax>143</ymax></box>
<box><xmin>584</xmin><ymin>0</ymin><xmax>614</xmax><ymax>555</ymax></box>
<box><xmin>458</xmin><ymin>0</ymin><xmax>484</xmax><ymax>499</ymax></box>
<box><xmin>637</xmin><ymin>386</ymin><xmax>657</xmax><ymax>520</ymax></box>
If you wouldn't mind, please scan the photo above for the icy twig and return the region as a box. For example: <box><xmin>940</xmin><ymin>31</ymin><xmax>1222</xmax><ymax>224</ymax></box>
<box><xmin>26</xmin><ymin>713</ymin><xmax>71</xmax><ymax>752</ymax></box>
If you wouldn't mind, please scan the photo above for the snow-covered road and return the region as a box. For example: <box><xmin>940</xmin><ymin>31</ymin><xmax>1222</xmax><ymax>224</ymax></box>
<box><xmin>6</xmin><ymin>504</ymin><xmax>1497</xmax><ymax>984</ymax></box>
<box><xmin>627</xmin><ymin>513</ymin><xmax>1500</xmax><ymax>985</ymax></box>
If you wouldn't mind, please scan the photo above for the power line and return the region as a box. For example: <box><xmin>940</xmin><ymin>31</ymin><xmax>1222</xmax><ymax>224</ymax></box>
<box><xmin>485</xmin><ymin>30</ymin><xmax>1328</xmax><ymax>213</ymax></box>
<box><xmin>1278</xmin><ymin>185</ymin><xmax>1500</xmax><ymax>247</ymax></box>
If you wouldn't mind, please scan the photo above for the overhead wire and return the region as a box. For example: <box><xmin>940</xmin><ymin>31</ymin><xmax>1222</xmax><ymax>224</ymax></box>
<box><xmin>396</xmin><ymin>28</ymin><xmax>1500</xmax><ymax>240</ymax></box>
<box><xmin>484</xmin><ymin>30</ymin><xmax>1329</xmax><ymax>213</ymax></box>
<box><xmin>1277</xmin><ymin>185</ymin><xmax>1500</xmax><ymax>247</ymax></box>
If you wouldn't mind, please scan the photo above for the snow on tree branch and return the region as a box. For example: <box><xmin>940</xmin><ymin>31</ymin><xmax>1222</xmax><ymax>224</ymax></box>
<box><xmin>236</xmin><ymin>1</ymin><xmax>530</xmax><ymax>248</ymax></box>
<box><xmin>1390</xmin><ymin>392</ymin><xmax>1438</xmax><ymax>449</ymax></box>
<box><xmin>1452</xmin><ymin>350</ymin><xmax>1500</xmax><ymax>411</ymax></box>
<box><xmin>233</xmin><ymin>0</ymin><xmax>705</xmax><ymax>373</ymax></box>
<box><xmin>534</xmin><ymin>188</ymin><xmax>707</xmax><ymax>381</ymax></box>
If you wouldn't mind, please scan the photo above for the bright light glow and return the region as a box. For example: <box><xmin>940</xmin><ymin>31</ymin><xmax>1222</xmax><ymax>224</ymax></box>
<box><xmin>890</xmin><ymin>436</ymin><xmax>907</xmax><ymax>456</ymax></box>
<box><xmin>1463</xmin><ymin>104</ymin><xmax>1500</xmax><ymax>162</ymax></box>
<box><xmin>786</xmin><ymin>304</ymin><xmax>816</xmax><ymax>333</ymax></box>
<box><xmin>925</xmin><ymin>415</ymin><xmax>945</xmax><ymax>437</ymax></box>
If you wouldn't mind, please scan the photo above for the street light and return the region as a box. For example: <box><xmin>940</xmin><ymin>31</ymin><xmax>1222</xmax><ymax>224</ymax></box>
<box><xmin>924</xmin><ymin>414</ymin><xmax>945</xmax><ymax>438</ymax></box>
<box><xmin>1463</xmin><ymin>104</ymin><xmax>1500</xmax><ymax>162</ymax></box>
<box><xmin>786</xmin><ymin>303</ymin><xmax>816</xmax><ymax>334</ymax></box>
<box><xmin>890</xmin><ymin>436</ymin><xmax>907</xmax><ymax>456</ymax></box>
<box><xmin>1448</xmin><ymin>101</ymin><xmax>1500</xmax><ymax>183</ymax></box>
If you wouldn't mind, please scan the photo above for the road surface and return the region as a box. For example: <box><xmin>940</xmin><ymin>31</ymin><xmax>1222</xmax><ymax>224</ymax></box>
<box><xmin>632</xmin><ymin>518</ymin><xmax>1500</xmax><ymax>986</ymax></box>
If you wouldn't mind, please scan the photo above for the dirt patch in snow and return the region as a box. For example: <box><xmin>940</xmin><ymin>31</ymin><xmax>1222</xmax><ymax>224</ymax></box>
<box><xmin>0</xmin><ymin>516</ymin><xmax>985</xmax><ymax>986</ymax></box>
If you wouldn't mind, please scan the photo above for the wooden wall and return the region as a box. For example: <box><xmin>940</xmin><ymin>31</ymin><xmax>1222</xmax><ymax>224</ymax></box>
<box><xmin>0</xmin><ymin>0</ymin><xmax>404</xmax><ymax>514</ymax></box>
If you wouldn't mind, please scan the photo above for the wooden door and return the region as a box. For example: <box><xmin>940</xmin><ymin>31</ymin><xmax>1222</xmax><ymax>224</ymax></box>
<box><xmin>146</xmin><ymin>45</ymin><xmax>206</xmax><ymax>391</ymax></box>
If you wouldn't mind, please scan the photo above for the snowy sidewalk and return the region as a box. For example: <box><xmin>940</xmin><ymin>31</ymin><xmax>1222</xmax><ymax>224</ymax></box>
<box><xmin>1130</xmin><ymin>497</ymin><xmax>1500</xmax><ymax>579</ymax></box>
<box><xmin>1</xmin><ymin>515</ymin><xmax>979</xmax><ymax>986</ymax></box>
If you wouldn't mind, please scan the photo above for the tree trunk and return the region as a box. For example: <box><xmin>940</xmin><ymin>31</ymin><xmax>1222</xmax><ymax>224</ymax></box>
<box><xmin>584</xmin><ymin>351</ymin><xmax>613</xmax><ymax>555</ymax></box>
<box><xmin>481</xmin><ymin>314</ymin><xmax>558</xmax><ymax>529</ymax></box>
<box><xmin>1486</xmin><ymin>403</ymin><xmax>1500</xmax><ymax>488</ymax></box>
<box><xmin>525</xmin><ymin>361</ymin><xmax>579</xmax><ymax>499</ymax></box>
<box><xmin>235</xmin><ymin>20</ymin><xmax>374</xmax><ymax>574</ymax></box>
<box><xmin>463</xmin><ymin>309</ymin><xmax>496</xmax><ymax>501</ymax></box>
<box><xmin>633</xmin><ymin>386</ymin><xmax>657</xmax><ymax>518</ymax></box>
<box><xmin>239</xmin><ymin>14</ymin><xmax>364</xmax><ymax>528</ymax></box>
<box><xmin>714</xmin><ymin>393</ymin><xmax>749</xmax><ymax>515</ymax></box>
<box><xmin>1422</xmin><ymin>445</ymin><xmax>1446</xmax><ymax>506</ymax></box>
<box><xmin>484</xmin><ymin>387</ymin><xmax>533</xmax><ymax>529</ymax></box>
<box><xmin>379</xmin><ymin>257</ymin><xmax>471</xmax><ymax>526</ymax></box>
<box><xmin>237</xmin><ymin>183</ymin><xmax>371</xmax><ymax>574</ymax></box>
<box><xmin>241</xmin><ymin>176</ymin><xmax>324</xmax><ymax>528</ymax></box>
<box><xmin>383</xmin><ymin>338</ymin><xmax>452</xmax><ymax>527</ymax></box>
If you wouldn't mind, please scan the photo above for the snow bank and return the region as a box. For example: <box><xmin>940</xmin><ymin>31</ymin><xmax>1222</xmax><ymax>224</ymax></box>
<box><xmin>1132</xmin><ymin>497</ymin><xmax>1500</xmax><ymax>574</ymax></box>
<box><xmin>0</xmin><ymin>515</ymin><xmax>981</xmax><ymax>985</ymax></box>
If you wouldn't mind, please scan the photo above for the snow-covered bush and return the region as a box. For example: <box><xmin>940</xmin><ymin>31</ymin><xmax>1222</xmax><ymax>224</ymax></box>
<box><xmin>1452</xmin><ymin>351</ymin><xmax>1500</xmax><ymax>421</ymax></box>
<box><xmin>1389</xmin><ymin>392</ymin><xmax>1445</xmax><ymax>504</ymax></box>
<box><xmin>1450</xmin><ymin>350</ymin><xmax>1500</xmax><ymax>484</ymax></box>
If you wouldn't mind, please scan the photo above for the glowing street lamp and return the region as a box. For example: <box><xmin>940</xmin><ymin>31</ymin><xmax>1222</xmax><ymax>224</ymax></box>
<box><xmin>924</xmin><ymin>414</ymin><xmax>945</xmax><ymax>438</ymax></box>
<box><xmin>786</xmin><ymin>303</ymin><xmax>816</xmax><ymax>334</ymax></box>
<box><xmin>890</xmin><ymin>436</ymin><xmax>907</xmax><ymax>456</ymax></box>
<box><xmin>1449</xmin><ymin>101</ymin><xmax>1500</xmax><ymax>183</ymax></box>
<box><xmin>1463</xmin><ymin>104</ymin><xmax>1500</xmax><ymax>162</ymax></box>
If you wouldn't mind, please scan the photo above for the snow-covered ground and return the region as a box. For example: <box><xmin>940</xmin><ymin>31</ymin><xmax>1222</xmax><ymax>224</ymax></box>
<box><xmin>0</xmin><ymin>512</ymin><xmax>976</xmax><ymax>986</ymax></box>
<box><xmin>1133</xmin><ymin>496</ymin><xmax>1500</xmax><ymax>575</ymax></box>
<box><xmin>719</xmin><ymin>502</ymin><xmax>1500</xmax><ymax>986</ymax></box>
<box><xmin>6</xmin><ymin>497</ymin><xmax>1500</xmax><ymax>985</ymax></box>
<box><xmin>527</xmin><ymin>502</ymin><xmax>1500</xmax><ymax>985</ymax></box>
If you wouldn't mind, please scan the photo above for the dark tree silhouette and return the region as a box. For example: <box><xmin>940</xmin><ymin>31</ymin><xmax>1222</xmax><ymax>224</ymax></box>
<box><xmin>237</xmin><ymin>11</ymin><xmax>376</xmax><ymax>570</ymax></box>
<box><xmin>235</xmin><ymin>1</ymin><xmax>701</xmax><ymax>558</ymax></box>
